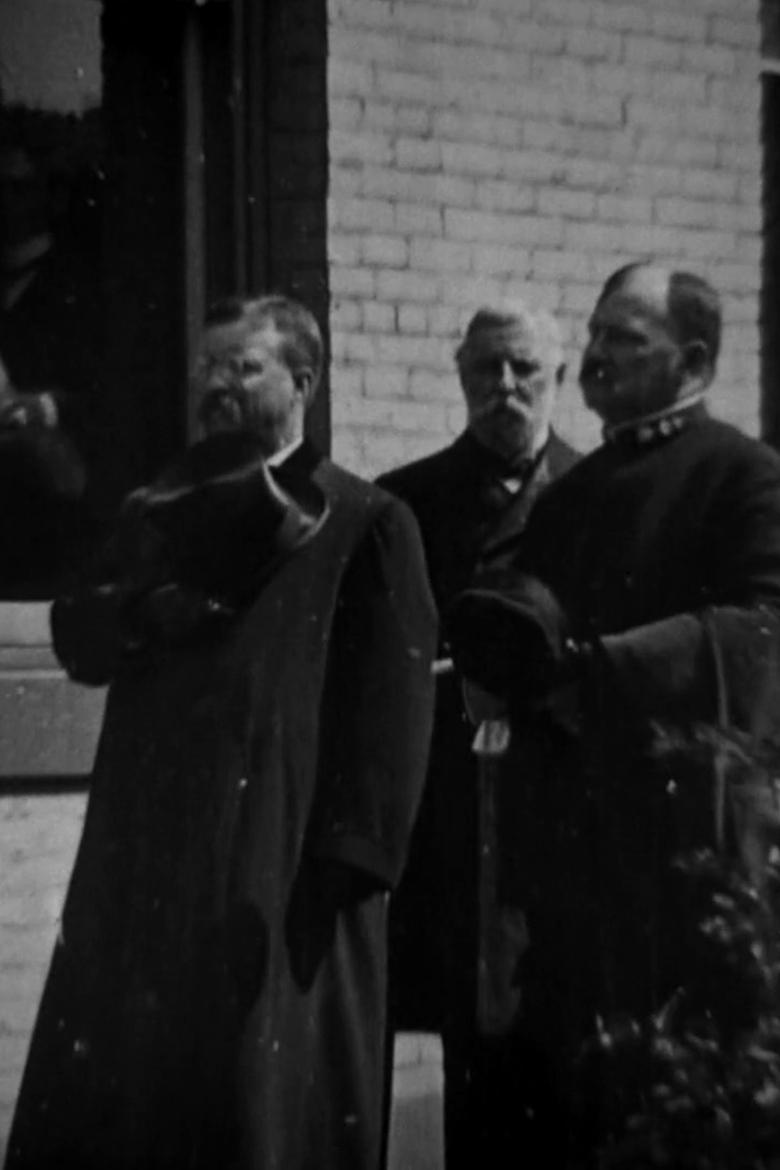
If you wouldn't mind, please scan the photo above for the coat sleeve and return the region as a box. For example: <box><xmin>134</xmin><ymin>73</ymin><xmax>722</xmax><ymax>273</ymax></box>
<box><xmin>597</xmin><ymin>453</ymin><xmax>780</xmax><ymax>734</ymax></box>
<box><xmin>307</xmin><ymin>496</ymin><xmax>438</xmax><ymax>890</ymax></box>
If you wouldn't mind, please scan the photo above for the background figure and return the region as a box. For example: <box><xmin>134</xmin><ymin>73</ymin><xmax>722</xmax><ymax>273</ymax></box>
<box><xmin>5</xmin><ymin>294</ymin><xmax>436</xmax><ymax>1170</ymax></box>
<box><xmin>449</xmin><ymin>263</ymin><xmax>780</xmax><ymax>1165</ymax></box>
<box><xmin>378</xmin><ymin>301</ymin><xmax>578</xmax><ymax>1170</ymax></box>
<box><xmin>0</xmin><ymin>115</ymin><xmax>103</xmax><ymax>595</ymax></box>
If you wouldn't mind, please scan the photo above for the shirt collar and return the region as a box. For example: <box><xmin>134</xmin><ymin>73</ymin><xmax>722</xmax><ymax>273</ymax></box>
<box><xmin>266</xmin><ymin>435</ymin><xmax>304</xmax><ymax>467</ymax></box>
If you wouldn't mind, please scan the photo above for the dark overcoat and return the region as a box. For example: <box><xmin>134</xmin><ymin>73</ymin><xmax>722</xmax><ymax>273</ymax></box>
<box><xmin>377</xmin><ymin>429</ymin><xmax>578</xmax><ymax>1166</ymax></box>
<box><xmin>492</xmin><ymin>408</ymin><xmax>780</xmax><ymax>1158</ymax></box>
<box><xmin>5</xmin><ymin>441</ymin><xmax>436</xmax><ymax>1170</ymax></box>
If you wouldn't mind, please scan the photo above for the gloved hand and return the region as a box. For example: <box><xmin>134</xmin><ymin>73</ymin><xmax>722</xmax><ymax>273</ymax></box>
<box><xmin>0</xmin><ymin>387</ymin><xmax>58</xmax><ymax>430</ymax></box>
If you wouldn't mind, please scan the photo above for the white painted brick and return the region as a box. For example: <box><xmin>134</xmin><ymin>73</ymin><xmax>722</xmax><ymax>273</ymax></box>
<box><xmin>532</xmin><ymin>250</ymin><xmax>593</xmax><ymax>281</ymax></box>
<box><xmin>522</xmin><ymin>120</ymin><xmax>578</xmax><ymax>153</ymax></box>
<box><xmin>683</xmin><ymin>104</ymin><xmax>741</xmax><ymax>140</ymax></box>
<box><xmin>440</xmin><ymin>141</ymin><xmax>505</xmax><ymax>178</ymax></box>
<box><xmin>635</xmin><ymin>133</ymin><xmax>718</xmax><ymax>167</ymax></box>
<box><xmin>364</xmin><ymin>365</ymin><xmax>409</xmax><ymax>399</ymax></box>
<box><xmin>331</xmin><ymin>364</ymin><xmax>364</xmax><ymax>398</ymax></box>
<box><xmin>428</xmin><ymin>305</ymin><xmax>462</xmax><ymax>337</ymax></box>
<box><xmin>396</xmin><ymin>137</ymin><xmax>443</xmax><ymax>172</ymax></box>
<box><xmin>395</xmin><ymin>202</ymin><xmax>443</xmax><ymax>237</ymax></box>
<box><xmin>328</xmin><ymin>97</ymin><xmax>362</xmax><ymax>131</ymax></box>
<box><xmin>624</xmin><ymin>164</ymin><xmax>683</xmax><ymax>195</ymax></box>
<box><xmin>398</xmin><ymin>304</ymin><xmax>429</xmax><ymax>334</ymax></box>
<box><xmin>332</xmin><ymin>331</ymin><xmax>377</xmax><ymax>364</ymax></box>
<box><xmin>408</xmin><ymin>369</ymin><xmax>460</xmax><ymax>403</ymax></box>
<box><xmin>376</xmin><ymin>269</ymin><xmax>441</xmax><ymax>304</ymax></box>
<box><xmin>376</xmin><ymin>334</ymin><xmax>450</xmax><ymax>369</ymax></box>
<box><xmin>650</xmin><ymin>11</ymin><xmax>707</xmax><ymax>39</ymax></box>
<box><xmin>679</xmin><ymin>229</ymin><xmax>742</xmax><ymax>262</ymax></box>
<box><xmin>375</xmin><ymin>67</ymin><xmax>443</xmax><ymax>106</ymax></box>
<box><xmin>590</xmin><ymin>2</ymin><xmax>649</xmax><ymax>33</ymax></box>
<box><xmin>331</xmin><ymin>196</ymin><xmax>395</xmax><ymax>234</ymax></box>
<box><xmin>566</xmin><ymin>93</ymin><xmax>624</xmax><ymax>128</ymax></box>
<box><xmin>433</xmin><ymin>109</ymin><xmax>522</xmax><ymax>149</ymax></box>
<box><xmin>331</xmin><ymin>394</ymin><xmax>447</xmax><ymax>434</ymax></box>
<box><xmin>531</xmin><ymin>56</ymin><xmax>592</xmax><ymax>92</ymax></box>
<box><xmin>573</xmin><ymin>127</ymin><xmax>636</xmax><ymax>162</ymax></box>
<box><xmin>711</xmin><ymin>17</ymin><xmax>760</xmax><ymax>49</ymax></box>
<box><xmin>624</xmin><ymin>34</ymin><xmax>683</xmax><ymax>68</ymax></box>
<box><xmin>680</xmin><ymin>168</ymin><xmax>739</xmax><ymax>202</ymax></box>
<box><xmin>648</xmin><ymin>71</ymin><xmax>708</xmax><ymax>104</ymax></box>
<box><xmin>329</xmin><ymin>265</ymin><xmax>376</xmax><ymax>298</ymax></box>
<box><xmin>361</xmin><ymin>235</ymin><xmax>409</xmax><ymax>267</ymax></box>
<box><xmin>627</xmin><ymin>99</ymin><xmax>687</xmax><ymax>132</ymax></box>
<box><xmin>330</xmin><ymin>129</ymin><xmax>394</xmax><ymax>167</ymax></box>
<box><xmin>445</xmin><ymin>208</ymin><xmax>563</xmax><ymax>247</ymax></box>
<box><xmin>714</xmin><ymin>263</ymin><xmax>762</xmax><ymax>293</ymax></box>
<box><xmin>475</xmin><ymin>181</ymin><xmax>535</xmax><ymax>214</ymax></box>
<box><xmin>329</xmin><ymin>168</ymin><xmax>362</xmax><ymax>197</ymax></box>
<box><xmin>655</xmin><ymin>197</ymin><xmax>727</xmax><ymax>229</ymax></box>
<box><xmin>681</xmin><ymin>44</ymin><xmax>736</xmax><ymax>75</ymax></box>
<box><xmin>708</xmin><ymin>78</ymin><xmax>760</xmax><ymax>113</ymax></box>
<box><xmin>512</xmin><ymin>151</ymin><xmax>567</xmax><ymax>184</ymax></box>
<box><xmin>326</xmin><ymin>0</ymin><xmax>764</xmax><ymax>472</ymax></box>
<box><xmin>597</xmin><ymin>193</ymin><xmax>654</xmax><ymax>222</ymax></box>
<box><xmin>540</xmin><ymin>0</ymin><xmax>594</xmax><ymax>28</ymax></box>
<box><xmin>565</xmin><ymin>27</ymin><xmax>622</xmax><ymax>61</ymax></box>
<box><xmin>363</xmin><ymin>102</ymin><xmax>433</xmax><ymax>136</ymax></box>
<box><xmin>330</xmin><ymin>298</ymin><xmax>362</xmax><ymax>330</ymax></box>
<box><xmin>410</xmin><ymin>238</ymin><xmax>472</xmax><ymax>273</ymax></box>
<box><xmin>328</xmin><ymin>235</ymin><xmax>361</xmax><ymax>265</ymax></box>
<box><xmin>363</xmin><ymin>302</ymin><xmax>397</xmax><ymax>332</ymax></box>
<box><xmin>469</xmin><ymin>244</ymin><xmax>532</xmax><ymax>277</ymax></box>
<box><xmin>561</xmin><ymin>282</ymin><xmax>605</xmax><ymax>314</ymax></box>
<box><xmin>328</xmin><ymin>58</ymin><xmax>374</xmax><ymax>95</ymax></box>
<box><xmin>536</xmin><ymin>187</ymin><xmax>597</xmax><ymax>220</ymax></box>
<box><xmin>565</xmin><ymin>158</ymin><xmax>625</xmax><ymax>191</ymax></box>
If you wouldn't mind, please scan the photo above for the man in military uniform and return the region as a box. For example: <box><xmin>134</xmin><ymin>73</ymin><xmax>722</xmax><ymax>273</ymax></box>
<box><xmin>450</xmin><ymin>263</ymin><xmax>780</xmax><ymax>1165</ymax></box>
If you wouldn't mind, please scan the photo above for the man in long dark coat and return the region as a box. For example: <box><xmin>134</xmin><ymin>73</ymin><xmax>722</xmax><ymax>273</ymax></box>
<box><xmin>4</xmin><ymin>294</ymin><xmax>437</xmax><ymax>1170</ymax></box>
<box><xmin>377</xmin><ymin>301</ymin><xmax>578</xmax><ymax>1169</ymax></box>
<box><xmin>449</xmin><ymin>263</ymin><xmax>780</xmax><ymax>1165</ymax></box>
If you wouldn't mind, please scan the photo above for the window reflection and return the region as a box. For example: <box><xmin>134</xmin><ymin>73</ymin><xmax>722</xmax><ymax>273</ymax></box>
<box><xmin>0</xmin><ymin>0</ymin><xmax>103</xmax><ymax>598</ymax></box>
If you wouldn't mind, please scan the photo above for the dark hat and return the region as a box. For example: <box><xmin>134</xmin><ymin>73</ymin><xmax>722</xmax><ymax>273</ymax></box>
<box><xmin>448</xmin><ymin>570</ymin><xmax>569</xmax><ymax>701</ymax></box>
<box><xmin>123</xmin><ymin>430</ymin><xmax>327</xmax><ymax>605</ymax></box>
<box><xmin>52</xmin><ymin>433</ymin><xmax>328</xmax><ymax>683</ymax></box>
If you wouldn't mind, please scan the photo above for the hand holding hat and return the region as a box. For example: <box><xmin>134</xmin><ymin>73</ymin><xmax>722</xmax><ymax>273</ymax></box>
<box><xmin>447</xmin><ymin>569</ymin><xmax>579</xmax><ymax>710</ymax></box>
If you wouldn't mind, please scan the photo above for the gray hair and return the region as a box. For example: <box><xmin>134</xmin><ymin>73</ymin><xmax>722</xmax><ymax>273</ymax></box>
<box><xmin>456</xmin><ymin>300</ymin><xmax>564</xmax><ymax>370</ymax></box>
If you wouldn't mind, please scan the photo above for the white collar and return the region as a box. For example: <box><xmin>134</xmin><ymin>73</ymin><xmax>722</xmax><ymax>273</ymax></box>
<box><xmin>266</xmin><ymin>436</ymin><xmax>304</xmax><ymax>467</ymax></box>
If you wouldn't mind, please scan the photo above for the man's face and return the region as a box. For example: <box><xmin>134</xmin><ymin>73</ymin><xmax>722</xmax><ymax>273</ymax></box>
<box><xmin>459</xmin><ymin>322</ymin><xmax>562</xmax><ymax>461</ymax></box>
<box><xmin>195</xmin><ymin>321</ymin><xmax>306</xmax><ymax>454</ymax></box>
<box><xmin>579</xmin><ymin>270</ymin><xmax>686</xmax><ymax>427</ymax></box>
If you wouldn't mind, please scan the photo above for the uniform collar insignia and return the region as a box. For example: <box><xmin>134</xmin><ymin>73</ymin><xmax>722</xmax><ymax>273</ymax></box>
<box><xmin>603</xmin><ymin>394</ymin><xmax>707</xmax><ymax>449</ymax></box>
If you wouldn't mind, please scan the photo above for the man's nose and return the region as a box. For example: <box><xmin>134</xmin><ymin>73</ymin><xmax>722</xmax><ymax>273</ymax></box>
<box><xmin>584</xmin><ymin>330</ymin><xmax>605</xmax><ymax>361</ymax></box>
<box><xmin>497</xmin><ymin>359</ymin><xmax>516</xmax><ymax>391</ymax></box>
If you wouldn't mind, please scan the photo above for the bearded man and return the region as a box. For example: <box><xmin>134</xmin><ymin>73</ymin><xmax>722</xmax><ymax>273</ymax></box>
<box><xmin>378</xmin><ymin>301</ymin><xmax>578</xmax><ymax>1170</ymax></box>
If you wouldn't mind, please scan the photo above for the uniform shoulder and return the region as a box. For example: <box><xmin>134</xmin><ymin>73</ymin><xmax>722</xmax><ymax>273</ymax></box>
<box><xmin>684</xmin><ymin>417</ymin><xmax>780</xmax><ymax>485</ymax></box>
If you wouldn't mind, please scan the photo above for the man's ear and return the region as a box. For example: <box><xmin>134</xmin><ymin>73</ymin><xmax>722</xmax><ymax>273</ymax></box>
<box><xmin>293</xmin><ymin>367</ymin><xmax>315</xmax><ymax>404</ymax></box>
<box><xmin>681</xmin><ymin>340</ymin><xmax>713</xmax><ymax>392</ymax></box>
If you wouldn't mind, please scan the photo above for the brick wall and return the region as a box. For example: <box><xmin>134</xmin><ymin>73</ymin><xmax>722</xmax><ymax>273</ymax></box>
<box><xmin>326</xmin><ymin>0</ymin><xmax>764</xmax><ymax>476</ymax></box>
